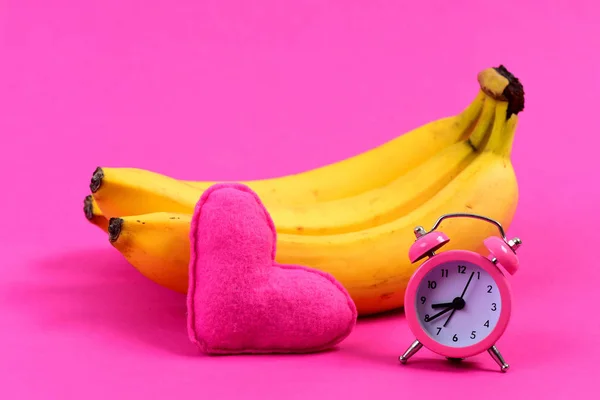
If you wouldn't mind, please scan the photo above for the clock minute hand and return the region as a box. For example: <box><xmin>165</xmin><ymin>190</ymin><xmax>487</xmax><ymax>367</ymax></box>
<box><xmin>424</xmin><ymin>306</ymin><xmax>454</xmax><ymax>322</ymax></box>
<box><xmin>460</xmin><ymin>271</ymin><xmax>475</xmax><ymax>298</ymax></box>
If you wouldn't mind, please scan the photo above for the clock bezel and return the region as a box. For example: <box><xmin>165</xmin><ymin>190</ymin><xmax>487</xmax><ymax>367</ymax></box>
<box><xmin>404</xmin><ymin>249</ymin><xmax>512</xmax><ymax>359</ymax></box>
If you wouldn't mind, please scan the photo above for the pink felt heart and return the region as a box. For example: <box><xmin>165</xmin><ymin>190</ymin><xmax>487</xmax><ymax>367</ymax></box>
<box><xmin>186</xmin><ymin>183</ymin><xmax>357</xmax><ymax>354</ymax></box>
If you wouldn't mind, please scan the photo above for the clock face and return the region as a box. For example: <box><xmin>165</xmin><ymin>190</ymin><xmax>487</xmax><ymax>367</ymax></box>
<box><xmin>415</xmin><ymin>260</ymin><xmax>502</xmax><ymax>348</ymax></box>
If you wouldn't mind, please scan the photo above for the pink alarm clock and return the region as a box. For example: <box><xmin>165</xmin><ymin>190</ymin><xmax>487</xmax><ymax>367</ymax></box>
<box><xmin>398</xmin><ymin>213</ymin><xmax>522</xmax><ymax>372</ymax></box>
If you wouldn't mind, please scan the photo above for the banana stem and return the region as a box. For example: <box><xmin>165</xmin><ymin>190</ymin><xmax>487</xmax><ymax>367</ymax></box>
<box><xmin>491</xmin><ymin>115</ymin><xmax>518</xmax><ymax>158</ymax></box>
<box><xmin>466</xmin><ymin>99</ymin><xmax>496</xmax><ymax>151</ymax></box>
<box><xmin>455</xmin><ymin>90</ymin><xmax>486</xmax><ymax>141</ymax></box>
<box><xmin>467</xmin><ymin>65</ymin><xmax>524</xmax><ymax>157</ymax></box>
<box><xmin>481</xmin><ymin>102</ymin><xmax>511</xmax><ymax>155</ymax></box>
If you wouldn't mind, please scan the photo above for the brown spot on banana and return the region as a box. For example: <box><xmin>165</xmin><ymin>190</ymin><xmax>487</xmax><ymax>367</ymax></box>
<box><xmin>380</xmin><ymin>292</ymin><xmax>395</xmax><ymax>300</ymax></box>
<box><xmin>368</xmin><ymin>278</ymin><xmax>390</xmax><ymax>289</ymax></box>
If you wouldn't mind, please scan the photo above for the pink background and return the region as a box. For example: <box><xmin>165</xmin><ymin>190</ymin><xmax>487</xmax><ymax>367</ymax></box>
<box><xmin>1</xmin><ymin>0</ymin><xmax>599</xmax><ymax>398</ymax></box>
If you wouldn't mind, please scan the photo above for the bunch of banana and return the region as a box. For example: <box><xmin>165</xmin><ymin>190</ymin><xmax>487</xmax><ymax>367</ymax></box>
<box><xmin>84</xmin><ymin>65</ymin><xmax>525</xmax><ymax>316</ymax></box>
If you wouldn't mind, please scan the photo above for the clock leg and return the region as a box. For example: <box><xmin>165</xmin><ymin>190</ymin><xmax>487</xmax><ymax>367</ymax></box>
<box><xmin>399</xmin><ymin>339</ymin><xmax>423</xmax><ymax>364</ymax></box>
<box><xmin>487</xmin><ymin>345</ymin><xmax>509</xmax><ymax>372</ymax></box>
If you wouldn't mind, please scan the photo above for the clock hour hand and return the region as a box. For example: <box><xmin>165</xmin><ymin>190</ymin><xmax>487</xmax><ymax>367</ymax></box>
<box><xmin>431</xmin><ymin>302</ymin><xmax>454</xmax><ymax>309</ymax></box>
<box><xmin>424</xmin><ymin>306</ymin><xmax>453</xmax><ymax>322</ymax></box>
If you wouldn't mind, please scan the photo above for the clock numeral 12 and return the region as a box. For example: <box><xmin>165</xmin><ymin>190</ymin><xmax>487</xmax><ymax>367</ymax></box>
<box><xmin>457</xmin><ymin>265</ymin><xmax>466</xmax><ymax>274</ymax></box>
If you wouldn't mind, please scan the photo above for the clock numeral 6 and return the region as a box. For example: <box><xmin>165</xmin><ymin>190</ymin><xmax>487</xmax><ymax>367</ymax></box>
<box><xmin>470</xmin><ymin>331</ymin><xmax>477</xmax><ymax>339</ymax></box>
<box><xmin>452</xmin><ymin>334</ymin><xmax>458</xmax><ymax>342</ymax></box>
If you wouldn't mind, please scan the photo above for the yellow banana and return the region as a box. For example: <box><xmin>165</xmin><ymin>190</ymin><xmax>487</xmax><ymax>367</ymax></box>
<box><xmin>107</xmin><ymin>94</ymin><xmax>523</xmax><ymax>316</ymax></box>
<box><xmin>90</xmin><ymin>81</ymin><xmax>489</xmax><ymax>214</ymax></box>
<box><xmin>83</xmin><ymin>195</ymin><xmax>109</xmax><ymax>232</ymax></box>
<box><xmin>108</xmin><ymin>214</ymin><xmax>191</xmax><ymax>294</ymax></box>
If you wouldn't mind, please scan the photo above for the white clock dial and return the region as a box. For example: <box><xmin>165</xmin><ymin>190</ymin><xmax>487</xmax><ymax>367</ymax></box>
<box><xmin>415</xmin><ymin>260</ymin><xmax>502</xmax><ymax>347</ymax></box>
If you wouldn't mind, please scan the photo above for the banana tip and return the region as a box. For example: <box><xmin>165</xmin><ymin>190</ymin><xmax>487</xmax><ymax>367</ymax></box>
<box><xmin>90</xmin><ymin>167</ymin><xmax>104</xmax><ymax>193</ymax></box>
<box><xmin>108</xmin><ymin>217</ymin><xmax>124</xmax><ymax>242</ymax></box>
<box><xmin>83</xmin><ymin>195</ymin><xmax>94</xmax><ymax>220</ymax></box>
